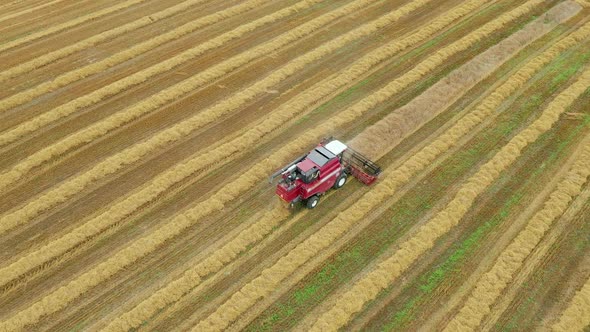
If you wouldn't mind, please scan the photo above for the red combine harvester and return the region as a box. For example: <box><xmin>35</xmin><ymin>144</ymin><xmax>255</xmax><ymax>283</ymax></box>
<box><xmin>269</xmin><ymin>138</ymin><xmax>381</xmax><ymax>209</ymax></box>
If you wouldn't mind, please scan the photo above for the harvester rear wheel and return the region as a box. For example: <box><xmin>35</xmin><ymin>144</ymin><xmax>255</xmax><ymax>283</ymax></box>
<box><xmin>306</xmin><ymin>195</ymin><xmax>319</xmax><ymax>209</ymax></box>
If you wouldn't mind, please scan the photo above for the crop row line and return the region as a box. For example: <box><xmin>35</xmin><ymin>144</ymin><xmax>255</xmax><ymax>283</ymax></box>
<box><xmin>0</xmin><ymin>0</ymin><xmax>292</xmax><ymax>144</ymax></box>
<box><xmin>0</xmin><ymin>0</ymin><xmax>149</xmax><ymax>53</ymax></box>
<box><xmin>0</xmin><ymin>0</ymin><xmax>260</xmax><ymax>109</ymax></box>
<box><xmin>0</xmin><ymin>0</ymin><xmax>447</xmax><ymax>280</ymax></box>
<box><xmin>193</xmin><ymin>1</ymin><xmax>550</xmax><ymax>330</ymax></box>
<box><xmin>311</xmin><ymin>47</ymin><xmax>590</xmax><ymax>332</ymax></box>
<box><xmin>0</xmin><ymin>0</ymin><xmax>490</xmax><ymax>328</ymax></box>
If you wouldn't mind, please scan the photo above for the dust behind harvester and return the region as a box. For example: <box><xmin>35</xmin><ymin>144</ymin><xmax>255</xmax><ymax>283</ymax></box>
<box><xmin>269</xmin><ymin>138</ymin><xmax>381</xmax><ymax>209</ymax></box>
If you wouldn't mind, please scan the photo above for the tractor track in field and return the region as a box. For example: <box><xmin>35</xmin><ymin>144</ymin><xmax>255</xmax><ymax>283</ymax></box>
<box><xmin>0</xmin><ymin>0</ymin><xmax>162</xmax><ymax>56</ymax></box>
<box><xmin>0</xmin><ymin>0</ymin><xmax>100</xmax><ymax>29</ymax></box>
<box><xmin>0</xmin><ymin>0</ymin><xmax>64</xmax><ymax>17</ymax></box>
<box><xmin>0</xmin><ymin>0</ymin><xmax>123</xmax><ymax>41</ymax></box>
<box><xmin>0</xmin><ymin>0</ymin><xmax>295</xmax><ymax>112</ymax></box>
<box><xmin>0</xmin><ymin>0</ymin><xmax>342</xmax><ymax>162</ymax></box>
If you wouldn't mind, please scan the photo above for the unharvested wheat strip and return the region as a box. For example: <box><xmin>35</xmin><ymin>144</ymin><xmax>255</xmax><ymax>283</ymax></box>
<box><xmin>574</xmin><ymin>0</ymin><xmax>590</xmax><ymax>8</ymax></box>
<box><xmin>0</xmin><ymin>0</ymin><xmax>385</xmax><ymax>192</ymax></box>
<box><xmin>0</xmin><ymin>0</ymin><xmax>437</xmax><ymax>230</ymax></box>
<box><xmin>552</xmin><ymin>276</ymin><xmax>590</xmax><ymax>331</ymax></box>
<box><xmin>309</xmin><ymin>65</ymin><xmax>590</xmax><ymax>332</ymax></box>
<box><xmin>444</xmin><ymin>135</ymin><xmax>590</xmax><ymax>331</ymax></box>
<box><xmin>0</xmin><ymin>0</ymin><xmax>483</xmax><ymax>286</ymax></box>
<box><xmin>0</xmin><ymin>0</ymin><xmax>263</xmax><ymax>108</ymax></box>
<box><xmin>102</xmin><ymin>206</ymin><xmax>290</xmax><ymax>331</ymax></box>
<box><xmin>0</xmin><ymin>0</ymin><xmax>67</xmax><ymax>24</ymax></box>
<box><xmin>191</xmin><ymin>1</ymin><xmax>562</xmax><ymax>330</ymax></box>
<box><xmin>0</xmin><ymin>0</ymin><xmax>505</xmax><ymax>327</ymax></box>
<box><xmin>0</xmin><ymin>0</ymin><xmax>149</xmax><ymax>53</ymax></box>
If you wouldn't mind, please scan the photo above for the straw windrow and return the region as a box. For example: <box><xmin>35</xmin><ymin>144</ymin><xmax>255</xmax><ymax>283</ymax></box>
<box><xmin>0</xmin><ymin>0</ymin><xmax>326</xmax><ymax>148</ymax></box>
<box><xmin>103</xmin><ymin>206</ymin><xmax>289</xmax><ymax>331</ymax></box>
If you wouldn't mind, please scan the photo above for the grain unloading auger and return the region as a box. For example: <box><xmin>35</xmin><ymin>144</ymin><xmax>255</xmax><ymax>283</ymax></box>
<box><xmin>269</xmin><ymin>138</ymin><xmax>381</xmax><ymax>209</ymax></box>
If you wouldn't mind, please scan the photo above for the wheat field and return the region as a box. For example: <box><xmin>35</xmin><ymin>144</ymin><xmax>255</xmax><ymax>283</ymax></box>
<box><xmin>1</xmin><ymin>0</ymin><xmax>589</xmax><ymax>331</ymax></box>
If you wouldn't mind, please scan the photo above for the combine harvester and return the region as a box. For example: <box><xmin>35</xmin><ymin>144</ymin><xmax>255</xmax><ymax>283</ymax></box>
<box><xmin>270</xmin><ymin>138</ymin><xmax>381</xmax><ymax>209</ymax></box>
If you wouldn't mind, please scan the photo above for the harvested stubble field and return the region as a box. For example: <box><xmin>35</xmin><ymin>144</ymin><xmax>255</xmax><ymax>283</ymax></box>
<box><xmin>1</xmin><ymin>0</ymin><xmax>589</xmax><ymax>330</ymax></box>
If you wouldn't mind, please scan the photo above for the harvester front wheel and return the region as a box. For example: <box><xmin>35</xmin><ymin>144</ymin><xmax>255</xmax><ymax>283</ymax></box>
<box><xmin>306</xmin><ymin>195</ymin><xmax>319</xmax><ymax>209</ymax></box>
<box><xmin>333</xmin><ymin>174</ymin><xmax>347</xmax><ymax>189</ymax></box>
